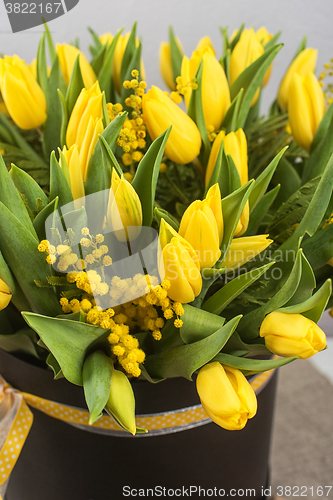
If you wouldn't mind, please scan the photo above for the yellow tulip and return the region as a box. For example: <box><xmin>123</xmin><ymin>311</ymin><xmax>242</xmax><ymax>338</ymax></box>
<box><xmin>0</xmin><ymin>278</ymin><xmax>12</xmax><ymax>311</ymax></box>
<box><xmin>206</xmin><ymin>129</ymin><xmax>249</xmax><ymax>236</ymax></box>
<box><xmin>179</xmin><ymin>199</ymin><xmax>221</xmax><ymax>269</ymax></box>
<box><xmin>196</xmin><ymin>362</ymin><xmax>257</xmax><ymax>430</ymax></box>
<box><xmin>57</xmin><ymin>44</ymin><xmax>97</xmax><ymax>90</ymax></box>
<box><xmin>113</xmin><ymin>32</ymin><xmax>146</xmax><ymax>95</ymax></box>
<box><xmin>230</xmin><ymin>29</ymin><xmax>264</xmax><ymax>105</ymax></box>
<box><xmin>222</xmin><ymin>234</ymin><xmax>272</xmax><ymax>271</ymax></box>
<box><xmin>159</xmin><ymin>37</ymin><xmax>183</xmax><ymax>91</ymax></box>
<box><xmin>277</xmin><ymin>48</ymin><xmax>317</xmax><ymax>112</ymax></box>
<box><xmin>205</xmin><ymin>183</ymin><xmax>223</xmax><ymax>244</ymax></box>
<box><xmin>66</xmin><ymin>81</ymin><xmax>103</xmax><ymax>149</ymax></box>
<box><xmin>106</xmin><ymin>367</ymin><xmax>136</xmax><ymax>435</ymax></box>
<box><xmin>159</xmin><ymin>219</ymin><xmax>202</xmax><ymax>303</ymax></box>
<box><xmin>206</xmin><ymin>128</ymin><xmax>248</xmax><ymax>187</ymax></box>
<box><xmin>99</xmin><ymin>33</ymin><xmax>113</xmax><ymax>45</ymax></box>
<box><xmin>260</xmin><ymin>311</ymin><xmax>327</xmax><ymax>359</ymax></box>
<box><xmin>0</xmin><ymin>55</ymin><xmax>47</xmax><ymax>130</ymax></box>
<box><xmin>254</xmin><ymin>27</ymin><xmax>273</xmax><ymax>87</ymax></box>
<box><xmin>195</xmin><ymin>36</ymin><xmax>216</xmax><ymax>56</ymax></box>
<box><xmin>181</xmin><ymin>47</ymin><xmax>230</xmax><ymax>131</ymax></box>
<box><xmin>107</xmin><ymin>169</ymin><xmax>142</xmax><ymax>242</ymax></box>
<box><xmin>288</xmin><ymin>72</ymin><xmax>326</xmax><ymax>152</ymax></box>
<box><xmin>142</xmin><ymin>86</ymin><xmax>201</xmax><ymax>165</ymax></box>
<box><xmin>61</xmin><ymin>145</ymin><xmax>85</xmax><ymax>206</ymax></box>
<box><xmin>78</xmin><ymin>116</ymin><xmax>104</xmax><ymax>181</ymax></box>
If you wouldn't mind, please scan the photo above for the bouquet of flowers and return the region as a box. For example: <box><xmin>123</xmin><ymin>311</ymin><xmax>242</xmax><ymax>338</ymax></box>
<box><xmin>0</xmin><ymin>22</ymin><xmax>332</xmax><ymax>441</ymax></box>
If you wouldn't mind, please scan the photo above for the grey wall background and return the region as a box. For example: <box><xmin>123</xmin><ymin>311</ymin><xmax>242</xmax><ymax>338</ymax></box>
<box><xmin>0</xmin><ymin>0</ymin><xmax>332</xmax><ymax>111</ymax></box>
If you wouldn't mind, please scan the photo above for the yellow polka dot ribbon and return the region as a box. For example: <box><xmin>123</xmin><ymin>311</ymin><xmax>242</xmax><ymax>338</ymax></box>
<box><xmin>0</xmin><ymin>363</ymin><xmax>276</xmax><ymax>494</ymax></box>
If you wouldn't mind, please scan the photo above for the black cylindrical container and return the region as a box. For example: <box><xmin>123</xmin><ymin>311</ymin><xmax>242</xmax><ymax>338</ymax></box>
<box><xmin>0</xmin><ymin>349</ymin><xmax>277</xmax><ymax>500</ymax></box>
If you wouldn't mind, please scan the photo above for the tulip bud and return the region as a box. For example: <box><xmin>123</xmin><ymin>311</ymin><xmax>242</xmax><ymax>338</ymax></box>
<box><xmin>99</xmin><ymin>33</ymin><xmax>113</xmax><ymax>46</ymax></box>
<box><xmin>205</xmin><ymin>184</ymin><xmax>223</xmax><ymax>244</ymax></box>
<box><xmin>260</xmin><ymin>311</ymin><xmax>327</xmax><ymax>359</ymax></box>
<box><xmin>195</xmin><ymin>36</ymin><xmax>216</xmax><ymax>55</ymax></box>
<box><xmin>222</xmin><ymin>234</ymin><xmax>272</xmax><ymax>270</ymax></box>
<box><xmin>142</xmin><ymin>86</ymin><xmax>201</xmax><ymax>165</ymax></box>
<box><xmin>159</xmin><ymin>219</ymin><xmax>202</xmax><ymax>303</ymax></box>
<box><xmin>66</xmin><ymin>82</ymin><xmax>103</xmax><ymax>149</ymax></box>
<box><xmin>60</xmin><ymin>145</ymin><xmax>85</xmax><ymax>206</ymax></box>
<box><xmin>0</xmin><ymin>55</ymin><xmax>47</xmax><ymax>130</ymax></box>
<box><xmin>277</xmin><ymin>48</ymin><xmax>317</xmax><ymax>112</ymax></box>
<box><xmin>57</xmin><ymin>44</ymin><xmax>97</xmax><ymax>90</ymax></box>
<box><xmin>288</xmin><ymin>72</ymin><xmax>326</xmax><ymax>152</ymax></box>
<box><xmin>196</xmin><ymin>362</ymin><xmax>257</xmax><ymax>430</ymax></box>
<box><xmin>78</xmin><ymin>116</ymin><xmax>104</xmax><ymax>181</ymax></box>
<box><xmin>106</xmin><ymin>367</ymin><xmax>136</xmax><ymax>435</ymax></box>
<box><xmin>205</xmin><ymin>128</ymin><xmax>248</xmax><ymax>187</ymax></box>
<box><xmin>229</xmin><ymin>29</ymin><xmax>264</xmax><ymax>105</ymax></box>
<box><xmin>113</xmin><ymin>32</ymin><xmax>146</xmax><ymax>95</ymax></box>
<box><xmin>107</xmin><ymin>169</ymin><xmax>142</xmax><ymax>242</ymax></box>
<box><xmin>181</xmin><ymin>48</ymin><xmax>230</xmax><ymax>132</ymax></box>
<box><xmin>179</xmin><ymin>199</ymin><xmax>221</xmax><ymax>269</ymax></box>
<box><xmin>254</xmin><ymin>27</ymin><xmax>273</xmax><ymax>87</ymax></box>
<box><xmin>0</xmin><ymin>278</ymin><xmax>12</xmax><ymax>311</ymax></box>
<box><xmin>159</xmin><ymin>37</ymin><xmax>183</xmax><ymax>91</ymax></box>
<box><xmin>205</xmin><ymin>129</ymin><xmax>249</xmax><ymax>236</ymax></box>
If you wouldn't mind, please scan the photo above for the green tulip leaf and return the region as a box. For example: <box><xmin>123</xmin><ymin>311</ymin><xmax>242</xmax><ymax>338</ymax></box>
<box><xmin>57</xmin><ymin>88</ymin><xmax>69</xmax><ymax>148</ymax></box>
<box><xmin>219</xmin><ymin>180</ymin><xmax>255</xmax><ymax>262</ymax></box>
<box><xmin>0</xmin><ymin>114</ymin><xmax>47</xmax><ymax>168</ymax></box>
<box><xmin>169</xmin><ymin>26</ymin><xmax>183</xmax><ymax>83</ymax></box>
<box><xmin>0</xmin><ymin>329</ymin><xmax>41</xmax><ymax>359</ymax></box>
<box><xmin>0</xmin><ymin>155</ymin><xmax>37</xmax><ymax>237</ymax></box>
<box><xmin>179</xmin><ymin>304</ymin><xmax>225</xmax><ymax>344</ymax></box>
<box><xmin>91</xmin><ymin>44</ymin><xmax>107</xmax><ymax>75</ymax></box>
<box><xmin>230</xmin><ymin>44</ymin><xmax>283</xmax><ymax>129</ymax></box>
<box><xmin>85</xmin><ymin>112</ymin><xmax>127</xmax><ymax>195</ymax></box>
<box><xmin>9</xmin><ymin>164</ymin><xmax>48</xmax><ymax>213</ymax></box>
<box><xmin>144</xmin><ymin>315</ymin><xmax>241</xmax><ymax>380</ymax></box>
<box><xmin>0</xmin><ymin>250</ymin><xmax>16</xmax><ymax>294</ymax></box>
<box><xmin>33</xmin><ymin>197</ymin><xmax>58</xmax><ymax>241</ymax></box>
<box><xmin>303</xmin><ymin>113</ymin><xmax>333</xmax><ymax>183</ymax></box>
<box><xmin>132</xmin><ymin>128</ymin><xmax>171</xmax><ymax>226</ymax></box>
<box><xmin>245</xmin><ymin>185</ymin><xmax>280</xmax><ymax>236</ymax></box>
<box><xmin>282</xmin><ymin>252</ymin><xmax>315</xmax><ymax>306</ymax></box>
<box><xmin>46</xmin><ymin>352</ymin><xmax>63</xmax><ymax>379</ymax></box>
<box><xmin>228</xmin><ymin>23</ymin><xmax>245</xmax><ymax>51</ymax></box>
<box><xmin>88</xmin><ymin>26</ymin><xmax>103</xmax><ymax>57</ymax></box>
<box><xmin>49</xmin><ymin>151</ymin><xmax>73</xmax><ymax>208</ymax></box>
<box><xmin>66</xmin><ymin>55</ymin><xmax>85</xmax><ymax>115</ymax></box>
<box><xmin>303</xmin><ymin>223</ymin><xmax>333</xmax><ymax>270</ymax></box>
<box><xmin>121</xmin><ymin>43</ymin><xmax>143</xmax><ymax>103</ymax></box>
<box><xmin>99</xmin><ymin>134</ymin><xmax>123</xmax><ymax>182</ymax></box>
<box><xmin>211</xmin><ymin>352</ymin><xmax>297</xmax><ymax>376</ymax></box>
<box><xmin>154</xmin><ymin>207</ymin><xmax>179</xmax><ymax>232</ymax></box>
<box><xmin>221</xmin><ymin>88</ymin><xmax>244</xmax><ymax>133</ymax></box>
<box><xmin>202</xmin><ymin>261</ymin><xmax>275</xmax><ymax>315</ymax></box>
<box><xmin>98</xmin><ymin>29</ymin><xmax>123</xmax><ymax>102</ymax></box>
<box><xmin>238</xmin><ymin>249</ymin><xmax>304</xmax><ymax>339</ymax></box>
<box><xmin>279</xmin><ymin>278</ymin><xmax>332</xmax><ymax>323</ymax></box>
<box><xmin>0</xmin><ymin>202</ymin><xmax>61</xmax><ymax>316</ymax></box>
<box><xmin>204</xmin><ymin>139</ymin><xmax>228</xmax><ymax>195</ymax></box>
<box><xmin>43</xmin><ymin>21</ymin><xmax>57</xmax><ymax>64</ymax></box>
<box><xmin>36</xmin><ymin>32</ymin><xmax>48</xmax><ymax>94</ymax></box>
<box><xmin>120</xmin><ymin>21</ymin><xmax>138</xmax><ymax>86</ymax></box>
<box><xmin>249</xmin><ymin>147</ymin><xmax>287</xmax><ymax>211</ymax></box>
<box><xmin>271</xmin><ymin>157</ymin><xmax>302</xmax><ymax>208</ymax></box>
<box><xmin>222</xmin><ymin>332</ymin><xmax>270</xmax><ymax>357</ymax></box>
<box><xmin>282</xmin><ymin>154</ymin><xmax>333</xmax><ymax>252</ymax></box>
<box><xmin>83</xmin><ymin>350</ymin><xmax>113</xmax><ymax>425</ymax></box>
<box><xmin>22</xmin><ymin>312</ymin><xmax>110</xmax><ymax>385</ymax></box>
<box><xmin>310</xmin><ymin>101</ymin><xmax>333</xmax><ymax>154</ymax></box>
<box><xmin>43</xmin><ymin>57</ymin><xmax>67</xmax><ymax>160</ymax></box>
